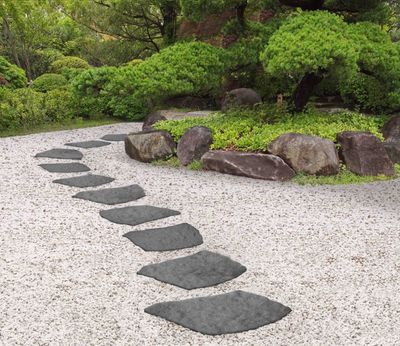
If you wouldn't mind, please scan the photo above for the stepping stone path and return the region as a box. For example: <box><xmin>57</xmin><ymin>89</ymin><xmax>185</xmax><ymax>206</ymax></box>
<box><xmin>73</xmin><ymin>185</ymin><xmax>145</xmax><ymax>205</ymax></box>
<box><xmin>39</xmin><ymin>162</ymin><xmax>90</xmax><ymax>173</ymax></box>
<box><xmin>124</xmin><ymin>223</ymin><xmax>203</xmax><ymax>251</ymax></box>
<box><xmin>35</xmin><ymin>148</ymin><xmax>83</xmax><ymax>160</ymax></box>
<box><xmin>100</xmin><ymin>206</ymin><xmax>180</xmax><ymax>226</ymax></box>
<box><xmin>66</xmin><ymin>140</ymin><xmax>111</xmax><ymax>149</ymax></box>
<box><xmin>138</xmin><ymin>250</ymin><xmax>246</xmax><ymax>290</ymax></box>
<box><xmin>53</xmin><ymin>174</ymin><xmax>115</xmax><ymax>188</ymax></box>
<box><xmin>145</xmin><ymin>290</ymin><xmax>292</xmax><ymax>335</ymax></box>
<box><xmin>101</xmin><ymin>134</ymin><xmax>127</xmax><ymax>142</ymax></box>
<box><xmin>35</xmin><ymin>132</ymin><xmax>291</xmax><ymax>336</ymax></box>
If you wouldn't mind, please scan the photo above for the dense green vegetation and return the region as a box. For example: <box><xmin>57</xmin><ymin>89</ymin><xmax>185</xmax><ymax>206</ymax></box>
<box><xmin>155</xmin><ymin>107</ymin><xmax>388</xmax><ymax>151</ymax></box>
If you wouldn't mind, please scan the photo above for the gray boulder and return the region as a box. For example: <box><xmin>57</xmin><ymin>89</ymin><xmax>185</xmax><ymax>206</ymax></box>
<box><xmin>382</xmin><ymin>114</ymin><xmax>400</xmax><ymax>140</ymax></box>
<box><xmin>142</xmin><ymin>112</ymin><xmax>167</xmax><ymax>131</ymax></box>
<box><xmin>125</xmin><ymin>130</ymin><xmax>176</xmax><ymax>163</ymax></box>
<box><xmin>384</xmin><ymin>139</ymin><xmax>400</xmax><ymax>164</ymax></box>
<box><xmin>337</xmin><ymin>131</ymin><xmax>395</xmax><ymax>176</ymax></box>
<box><xmin>221</xmin><ymin>88</ymin><xmax>262</xmax><ymax>111</ymax></box>
<box><xmin>177</xmin><ymin>126</ymin><xmax>213</xmax><ymax>166</ymax></box>
<box><xmin>201</xmin><ymin>151</ymin><xmax>295</xmax><ymax>181</ymax></box>
<box><xmin>268</xmin><ymin>133</ymin><xmax>340</xmax><ymax>176</ymax></box>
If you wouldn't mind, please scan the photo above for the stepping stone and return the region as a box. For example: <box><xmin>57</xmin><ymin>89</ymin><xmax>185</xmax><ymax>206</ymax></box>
<box><xmin>101</xmin><ymin>134</ymin><xmax>127</xmax><ymax>142</ymax></box>
<box><xmin>53</xmin><ymin>174</ymin><xmax>115</xmax><ymax>188</ymax></box>
<box><xmin>35</xmin><ymin>148</ymin><xmax>83</xmax><ymax>160</ymax></box>
<box><xmin>100</xmin><ymin>206</ymin><xmax>180</xmax><ymax>226</ymax></box>
<box><xmin>138</xmin><ymin>250</ymin><xmax>246</xmax><ymax>289</ymax></box>
<box><xmin>145</xmin><ymin>290</ymin><xmax>292</xmax><ymax>335</ymax></box>
<box><xmin>39</xmin><ymin>163</ymin><xmax>90</xmax><ymax>173</ymax></box>
<box><xmin>124</xmin><ymin>223</ymin><xmax>203</xmax><ymax>251</ymax></box>
<box><xmin>73</xmin><ymin>185</ymin><xmax>145</xmax><ymax>205</ymax></box>
<box><xmin>66</xmin><ymin>140</ymin><xmax>111</xmax><ymax>149</ymax></box>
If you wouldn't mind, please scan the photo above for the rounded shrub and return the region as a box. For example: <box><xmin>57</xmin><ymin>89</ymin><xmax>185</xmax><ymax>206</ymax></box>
<box><xmin>0</xmin><ymin>56</ymin><xmax>27</xmax><ymax>89</ymax></box>
<box><xmin>71</xmin><ymin>66</ymin><xmax>118</xmax><ymax>118</ymax></box>
<box><xmin>107</xmin><ymin>42</ymin><xmax>227</xmax><ymax>120</ymax></box>
<box><xmin>32</xmin><ymin>73</ymin><xmax>68</xmax><ymax>92</ymax></box>
<box><xmin>31</xmin><ymin>49</ymin><xmax>64</xmax><ymax>77</ymax></box>
<box><xmin>50</xmin><ymin>56</ymin><xmax>90</xmax><ymax>74</ymax></box>
<box><xmin>44</xmin><ymin>88</ymin><xmax>77</xmax><ymax>122</ymax></box>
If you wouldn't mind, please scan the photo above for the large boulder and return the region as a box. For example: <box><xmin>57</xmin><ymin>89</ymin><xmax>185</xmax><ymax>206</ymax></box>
<box><xmin>201</xmin><ymin>151</ymin><xmax>295</xmax><ymax>181</ymax></box>
<box><xmin>221</xmin><ymin>88</ymin><xmax>262</xmax><ymax>111</ymax></box>
<box><xmin>142</xmin><ymin>112</ymin><xmax>167</xmax><ymax>132</ymax></box>
<box><xmin>177</xmin><ymin>126</ymin><xmax>213</xmax><ymax>166</ymax></box>
<box><xmin>125</xmin><ymin>131</ymin><xmax>176</xmax><ymax>163</ymax></box>
<box><xmin>384</xmin><ymin>139</ymin><xmax>400</xmax><ymax>164</ymax></box>
<box><xmin>268</xmin><ymin>133</ymin><xmax>339</xmax><ymax>176</ymax></box>
<box><xmin>382</xmin><ymin>114</ymin><xmax>400</xmax><ymax>140</ymax></box>
<box><xmin>337</xmin><ymin>131</ymin><xmax>395</xmax><ymax>176</ymax></box>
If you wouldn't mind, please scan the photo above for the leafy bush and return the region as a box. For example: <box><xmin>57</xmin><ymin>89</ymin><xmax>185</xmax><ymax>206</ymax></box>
<box><xmin>106</xmin><ymin>42</ymin><xmax>227</xmax><ymax>120</ymax></box>
<box><xmin>0</xmin><ymin>87</ymin><xmax>77</xmax><ymax>131</ymax></box>
<box><xmin>32</xmin><ymin>73</ymin><xmax>68</xmax><ymax>92</ymax></box>
<box><xmin>31</xmin><ymin>49</ymin><xmax>64</xmax><ymax>78</ymax></box>
<box><xmin>71</xmin><ymin>66</ymin><xmax>118</xmax><ymax>118</ymax></box>
<box><xmin>155</xmin><ymin>106</ymin><xmax>388</xmax><ymax>152</ymax></box>
<box><xmin>50</xmin><ymin>56</ymin><xmax>90</xmax><ymax>74</ymax></box>
<box><xmin>0</xmin><ymin>56</ymin><xmax>27</xmax><ymax>89</ymax></box>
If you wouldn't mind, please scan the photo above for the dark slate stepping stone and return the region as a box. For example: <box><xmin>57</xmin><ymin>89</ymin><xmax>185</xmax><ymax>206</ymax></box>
<box><xmin>53</xmin><ymin>174</ymin><xmax>115</xmax><ymax>188</ymax></box>
<box><xmin>100</xmin><ymin>206</ymin><xmax>180</xmax><ymax>226</ymax></box>
<box><xmin>65</xmin><ymin>140</ymin><xmax>111</xmax><ymax>149</ymax></box>
<box><xmin>39</xmin><ymin>163</ymin><xmax>90</xmax><ymax>173</ymax></box>
<box><xmin>138</xmin><ymin>250</ymin><xmax>246</xmax><ymax>289</ymax></box>
<box><xmin>73</xmin><ymin>184</ymin><xmax>145</xmax><ymax>205</ymax></box>
<box><xmin>101</xmin><ymin>134</ymin><xmax>127</xmax><ymax>142</ymax></box>
<box><xmin>124</xmin><ymin>223</ymin><xmax>203</xmax><ymax>251</ymax></box>
<box><xmin>35</xmin><ymin>148</ymin><xmax>83</xmax><ymax>160</ymax></box>
<box><xmin>145</xmin><ymin>290</ymin><xmax>292</xmax><ymax>335</ymax></box>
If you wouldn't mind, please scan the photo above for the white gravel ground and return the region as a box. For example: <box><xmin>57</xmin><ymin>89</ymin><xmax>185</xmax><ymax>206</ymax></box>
<box><xmin>1</xmin><ymin>123</ymin><xmax>400</xmax><ymax>346</ymax></box>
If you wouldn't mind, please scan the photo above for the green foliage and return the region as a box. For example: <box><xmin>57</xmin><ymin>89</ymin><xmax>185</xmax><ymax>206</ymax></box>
<box><xmin>71</xmin><ymin>66</ymin><xmax>118</xmax><ymax>118</ymax></box>
<box><xmin>294</xmin><ymin>164</ymin><xmax>400</xmax><ymax>186</ymax></box>
<box><xmin>155</xmin><ymin>106</ymin><xmax>388</xmax><ymax>151</ymax></box>
<box><xmin>0</xmin><ymin>87</ymin><xmax>78</xmax><ymax>131</ymax></box>
<box><xmin>187</xmin><ymin>160</ymin><xmax>203</xmax><ymax>170</ymax></box>
<box><xmin>32</xmin><ymin>73</ymin><xmax>68</xmax><ymax>92</ymax></box>
<box><xmin>107</xmin><ymin>42</ymin><xmax>227</xmax><ymax>120</ymax></box>
<box><xmin>50</xmin><ymin>56</ymin><xmax>90</xmax><ymax>74</ymax></box>
<box><xmin>0</xmin><ymin>56</ymin><xmax>27</xmax><ymax>89</ymax></box>
<box><xmin>30</xmin><ymin>49</ymin><xmax>65</xmax><ymax>77</ymax></box>
<box><xmin>261</xmin><ymin>11</ymin><xmax>358</xmax><ymax>81</ymax></box>
<box><xmin>151</xmin><ymin>156</ymin><xmax>181</xmax><ymax>167</ymax></box>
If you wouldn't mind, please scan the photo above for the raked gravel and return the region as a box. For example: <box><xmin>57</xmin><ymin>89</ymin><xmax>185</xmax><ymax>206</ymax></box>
<box><xmin>1</xmin><ymin>122</ymin><xmax>400</xmax><ymax>346</ymax></box>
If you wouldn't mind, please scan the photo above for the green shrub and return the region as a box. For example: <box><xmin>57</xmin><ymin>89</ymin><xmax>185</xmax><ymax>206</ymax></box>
<box><xmin>31</xmin><ymin>49</ymin><xmax>64</xmax><ymax>77</ymax></box>
<box><xmin>44</xmin><ymin>88</ymin><xmax>77</xmax><ymax>122</ymax></box>
<box><xmin>0</xmin><ymin>88</ymin><xmax>46</xmax><ymax>130</ymax></box>
<box><xmin>107</xmin><ymin>42</ymin><xmax>227</xmax><ymax>120</ymax></box>
<box><xmin>50</xmin><ymin>56</ymin><xmax>90</xmax><ymax>74</ymax></box>
<box><xmin>0</xmin><ymin>56</ymin><xmax>27</xmax><ymax>89</ymax></box>
<box><xmin>32</xmin><ymin>73</ymin><xmax>68</xmax><ymax>92</ymax></box>
<box><xmin>340</xmin><ymin>73</ymin><xmax>398</xmax><ymax>113</ymax></box>
<box><xmin>155</xmin><ymin>106</ymin><xmax>388</xmax><ymax>152</ymax></box>
<box><xmin>71</xmin><ymin>66</ymin><xmax>118</xmax><ymax>118</ymax></box>
<box><xmin>0</xmin><ymin>87</ymin><xmax>77</xmax><ymax>131</ymax></box>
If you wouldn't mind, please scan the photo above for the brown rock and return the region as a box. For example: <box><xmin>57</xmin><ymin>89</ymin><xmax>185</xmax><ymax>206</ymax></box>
<box><xmin>177</xmin><ymin>126</ymin><xmax>213</xmax><ymax>166</ymax></box>
<box><xmin>268</xmin><ymin>133</ymin><xmax>339</xmax><ymax>176</ymax></box>
<box><xmin>382</xmin><ymin>115</ymin><xmax>400</xmax><ymax>140</ymax></box>
<box><xmin>221</xmin><ymin>88</ymin><xmax>262</xmax><ymax>112</ymax></box>
<box><xmin>384</xmin><ymin>139</ymin><xmax>400</xmax><ymax>164</ymax></box>
<box><xmin>125</xmin><ymin>131</ymin><xmax>176</xmax><ymax>163</ymax></box>
<box><xmin>201</xmin><ymin>151</ymin><xmax>295</xmax><ymax>181</ymax></box>
<box><xmin>142</xmin><ymin>112</ymin><xmax>167</xmax><ymax>132</ymax></box>
<box><xmin>337</xmin><ymin>131</ymin><xmax>395</xmax><ymax>176</ymax></box>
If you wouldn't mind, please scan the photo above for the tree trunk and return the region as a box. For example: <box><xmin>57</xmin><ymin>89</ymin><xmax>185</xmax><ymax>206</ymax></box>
<box><xmin>236</xmin><ymin>1</ymin><xmax>248</xmax><ymax>29</ymax></box>
<box><xmin>2</xmin><ymin>18</ymin><xmax>22</xmax><ymax>68</ymax></box>
<box><xmin>291</xmin><ymin>72</ymin><xmax>324</xmax><ymax>112</ymax></box>
<box><xmin>161</xmin><ymin>4</ymin><xmax>178</xmax><ymax>44</ymax></box>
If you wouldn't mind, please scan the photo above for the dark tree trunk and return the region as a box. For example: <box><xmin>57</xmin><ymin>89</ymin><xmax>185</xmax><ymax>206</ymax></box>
<box><xmin>279</xmin><ymin>0</ymin><xmax>325</xmax><ymax>10</ymax></box>
<box><xmin>161</xmin><ymin>4</ymin><xmax>178</xmax><ymax>44</ymax></box>
<box><xmin>291</xmin><ymin>72</ymin><xmax>324</xmax><ymax>112</ymax></box>
<box><xmin>236</xmin><ymin>1</ymin><xmax>248</xmax><ymax>28</ymax></box>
